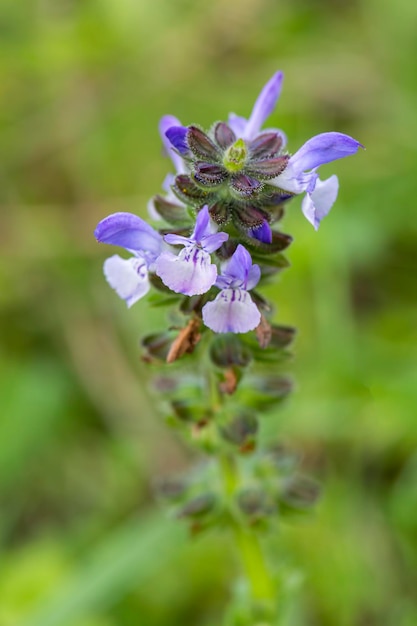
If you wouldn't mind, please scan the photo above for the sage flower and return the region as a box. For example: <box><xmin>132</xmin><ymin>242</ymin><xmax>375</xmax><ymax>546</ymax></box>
<box><xmin>95</xmin><ymin>212</ymin><xmax>163</xmax><ymax>307</ymax></box>
<box><xmin>270</xmin><ymin>132</ymin><xmax>363</xmax><ymax>229</ymax></box>
<box><xmin>155</xmin><ymin>205</ymin><xmax>228</xmax><ymax>296</ymax></box>
<box><xmin>202</xmin><ymin>245</ymin><xmax>261</xmax><ymax>333</ymax></box>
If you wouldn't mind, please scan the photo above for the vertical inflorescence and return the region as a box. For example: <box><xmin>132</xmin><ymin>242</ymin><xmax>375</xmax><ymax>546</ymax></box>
<box><xmin>95</xmin><ymin>71</ymin><xmax>362</xmax><ymax>624</ymax></box>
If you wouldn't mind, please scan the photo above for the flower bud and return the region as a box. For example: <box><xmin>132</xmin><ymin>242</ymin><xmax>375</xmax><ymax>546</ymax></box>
<box><xmin>280</xmin><ymin>475</ymin><xmax>321</xmax><ymax>510</ymax></box>
<box><xmin>237</xmin><ymin>488</ymin><xmax>276</xmax><ymax>521</ymax></box>
<box><xmin>176</xmin><ymin>492</ymin><xmax>217</xmax><ymax>518</ymax></box>
<box><xmin>220</xmin><ymin>412</ymin><xmax>258</xmax><ymax>447</ymax></box>
<box><xmin>152</xmin><ymin>195</ymin><xmax>192</xmax><ymax>226</ymax></box>
<box><xmin>210</xmin><ymin>335</ymin><xmax>252</xmax><ymax>368</ymax></box>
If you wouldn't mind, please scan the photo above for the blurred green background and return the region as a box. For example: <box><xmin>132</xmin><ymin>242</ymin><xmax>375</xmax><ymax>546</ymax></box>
<box><xmin>1</xmin><ymin>0</ymin><xmax>417</xmax><ymax>624</ymax></box>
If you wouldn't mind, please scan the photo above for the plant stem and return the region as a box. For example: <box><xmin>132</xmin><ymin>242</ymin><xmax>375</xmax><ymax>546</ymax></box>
<box><xmin>219</xmin><ymin>453</ymin><xmax>275</xmax><ymax>605</ymax></box>
<box><xmin>208</xmin><ymin>368</ymin><xmax>276</xmax><ymax>615</ymax></box>
<box><xmin>235</xmin><ymin>525</ymin><xmax>275</xmax><ymax>603</ymax></box>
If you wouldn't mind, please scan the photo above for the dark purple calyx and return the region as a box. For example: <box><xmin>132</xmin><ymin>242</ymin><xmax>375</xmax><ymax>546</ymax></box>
<box><xmin>234</xmin><ymin>205</ymin><xmax>269</xmax><ymax>228</ymax></box>
<box><xmin>230</xmin><ymin>173</ymin><xmax>263</xmax><ymax>197</ymax></box>
<box><xmin>214</xmin><ymin>122</ymin><xmax>236</xmax><ymax>149</ymax></box>
<box><xmin>173</xmin><ymin>174</ymin><xmax>210</xmax><ymax>205</ymax></box>
<box><xmin>193</xmin><ymin>162</ymin><xmax>228</xmax><ymax>186</ymax></box>
<box><xmin>187</xmin><ymin>126</ymin><xmax>221</xmax><ymax>161</ymax></box>
<box><xmin>248</xmin><ymin>132</ymin><xmax>283</xmax><ymax>159</ymax></box>
<box><xmin>246</xmin><ymin>155</ymin><xmax>290</xmax><ymax>180</ymax></box>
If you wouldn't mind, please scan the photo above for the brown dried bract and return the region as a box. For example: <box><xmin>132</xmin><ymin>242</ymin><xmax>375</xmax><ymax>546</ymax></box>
<box><xmin>256</xmin><ymin>314</ymin><xmax>272</xmax><ymax>349</ymax></box>
<box><xmin>219</xmin><ymin>368</ymin><xmax>238</xmax><ymax>395</ymax></box>
<box><xmin>166</xmin><ymin>318</ymin><xmax>202</xmax><ymax>364</ymax></box>
<box><xmin>239</xmin><ymin>440</ymin><xmax>256</xmax><ymax>454</ymax></box>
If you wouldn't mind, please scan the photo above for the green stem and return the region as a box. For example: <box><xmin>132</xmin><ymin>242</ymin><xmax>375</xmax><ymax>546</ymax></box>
<box><xmin>219</xmin><ymin>453</ymin><xmax>275</xmax><ymax>605</ymax></box>
<box><xmin>235</xmin><ymin>525</ymin><xmax>275</xmax><ymax>603</ymax></box>
<box><xmin>208</xmin><ymin>366</ymin><xmax>276</xmax><ymax>615</ymax></box>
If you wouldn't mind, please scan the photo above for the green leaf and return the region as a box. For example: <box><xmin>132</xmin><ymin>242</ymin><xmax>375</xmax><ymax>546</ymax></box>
<box><xmin>20</xmin><ymin>513</ymin><xmax>185</xmax><ymax>626</ymax></box>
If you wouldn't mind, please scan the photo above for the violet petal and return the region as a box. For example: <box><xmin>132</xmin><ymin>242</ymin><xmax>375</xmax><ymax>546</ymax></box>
<box><xmin>301</xmin><ymin>175</ymin><xmax>339</xmax><ymax>230</ymax></box>
<box><xmin>270</xmin><ymin>168</ymin><xmax>318</xmax><ymax>194</ymax></box>
<box><xmin>244</xmin><ymin>71</ymin><xmax>284</xmax><ymax>139</ymax></box>
<box><xmin>155</xmin><ymin>247</ymin><xmax>217</xmax><ymax>296</ymax></box>
<box><xmin>103</xmin><ymin>255</ymin><xmax>150</xmax><ymax>307</ymax></box>
<box><xmin>193</xmin><ymin>205</ymin><xmax>211</xmax><ymax>241</ymax></box>
<box><xmin>201</xmin><ymin>231</ymin><xmax>229</xmax><ymax>253</ymax></box>
<box><xmin>159</xmin><ymin>116</ymin><xmax>186</xmax><ymax>173</ymax></box>
<box><xmin>164</xmin><ymin>233</ymin><xmax>190</xmax><ymax>246</ymax></box>
<box><xmin>246</xmin><ymin>263</ymin><xmax>262</xmax><ymax>291</ymax></box>
<box><xmin>288</xmin><ymin>132</ymin><xmax>363</xmax><ymax>176</ymax></box>
<box><xmin>95</xmin><ymin>212</ymin><xmax>162</xmax><ymax>259</ymax></box>
<box><xmin>202</xmin><ymin>289</ymin><xmax>261</xmax><ymax>333</ymax></box>
<box><xmin>165</xmin><ymin>126</ymin><xmax>189</xmax><ymax>154</ymax></box>
<box><xmin>249</xmin><ymin>220</ymin><xmax>273</xmax><ymax>244</ymax></box>
<box><xmin>227</xmin><ymin>113</ymin><xmax>248</xmax><ymax>137</ymax></box>
<box><xmin>223</xmin><ymin>244</ymin><xmax>260</xmax><ymax>289</ymax></box>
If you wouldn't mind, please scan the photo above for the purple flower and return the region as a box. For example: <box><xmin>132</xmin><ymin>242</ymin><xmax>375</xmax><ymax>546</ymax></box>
<box><xmin>248</xmin><ymin>220</ymin><xmax>273</xmax><ymax>244</ymax></box>
<box><xmin>270</xmin><ymin>132</ymin><xmax>364</xmax><ymax>229</ymax></box>
<box><xmin>227</xmin><ymin>71</ymin><xmax>286</xmax><ymax>142</ymax></box>
<box><xmin>95</xmin><ymin>212</ymin><xmax>163</xmax><ymax>307</ymax></box>
<box><xmin>202</xmin><ymin>245</ymin><xmax>261</xmax><ymax>334</ymax></box>
<box><xmin>148</xmin><ymin>115</ymin><xmax>188</xmax><ymax>221</ymax></box>
<box><xmin>155</xmin><ymin>206</ymin><xmax>228</xmax><ymax>296</ymax></box>
<box><xmin>159</xmin><ymin>115</ymin><xmax>187</xmax><ymax>176</ymax></box>
<box><xmin>165</xmin><ymin>125</ymin><xmax>189</xmax><ymax>155</ymax></box>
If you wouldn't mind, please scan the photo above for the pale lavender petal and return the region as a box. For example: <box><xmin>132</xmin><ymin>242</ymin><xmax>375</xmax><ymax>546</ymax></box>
<box><xmin>193</xmin><ymin>205</ymin><xmax>211</xmax><ymax>241</ymax></box>
<box><xmin>103</xmin><ymin>255</ymin><xmax>149</xmax><ymax>308</ymax></box>
<box><xmin>201</xmin><ymin>231</ymin><xmax>229</xmax><ymax>253</ymax></box>
<box><xmin>147</xmin><ymin>197</ymin><xmax>161</xmax><ymax>221</ymax></box>
<box><xmin>302</xmin><ymin>175</ymin><xmax>339</xmax><ymax>230</ymax></box>
<box><xmin>244</xmin><ymin>71</ymin><xmax>284</xmax><ymax>139</ymax></box>
<box><xmin>287</xmin><ymin>132</ymin><xmax>363</xmax><ymax>176</ymax></box>
<box><xmin>216</xmin><ymin>275</ymin><xmax>233</xmax><ymax>290</ymax></box>
<box><xmin>155</xmin><ymin>247</ymin><xmax>217</xmax><ymax>296</ymax></box>
<box><xmin>270</xmin><ymin>167</ymin><xmax>317</xmax><ymax>194</ymax></box>
<box><xmin>246</xmin><ymin>264</ymin><xmax>262</xmax><ymax>291</ymax></box>
<box><xmin>160</xmin><ymin>173</ymin><xmax>184</xmax><ymax>205</ymax></box>
<box><xmin>146</xmin><ymin>198</ymin><xmax>162</xmax><ymax>222</ymax></box>
<box><xmin>223</xmin><ymin>244</ymin><xmax>256</xmax><ymax>288</ymax></box>
<box><xmin>95</xmin><ymin>212</ymin><xmax>162</xmax><ymax>259</ymax></box>
<box><xmin>162</xmin><ymin>173</ymin><xmax>175</xmax><ymax>194</ymax></box>
<box><xmin>192</xmin><ymin>206</ymin><xmax>228</xmax><ymax>251</ymax></box>
<box><xmin>159</xmin><ymin>116</ymin><xmax>186</xmax><ymax>174</ymax></box>
<box><xmin>164</xmin><ymin>233</ymin><xmax>190</xmax><ymax>245</ymax></box>
<box><xmin>202</xmin><ymin>289</ymin><xmax>261</xmax><ymax>333</ymax></box>
<box><xmin>248</xmin><ymin>220</ymin><xmax>272</xmax><ymax>244</ymax></box>
<box><xmin>227</xmin><ymin>113</ymin><xmax>248</xmax><ymax>137</ymax></box>
<box><xmin>165</xmin><ymin>126</ymin><xmax>189</xmax><ymax>154</ymax></box>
